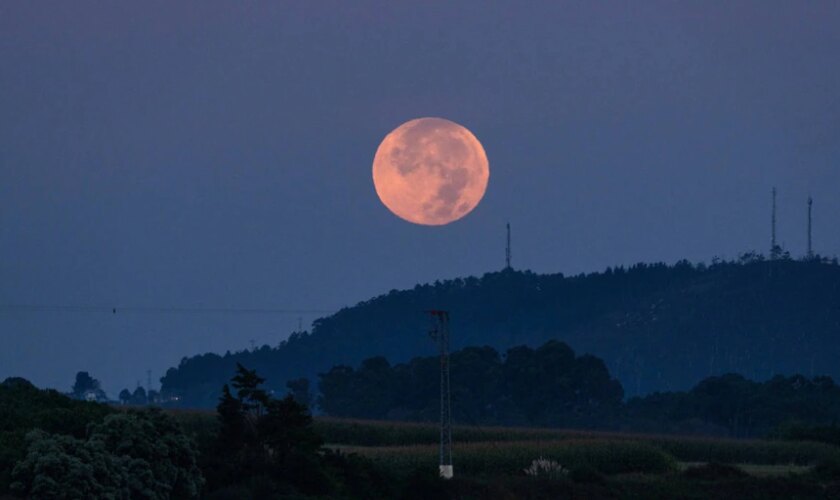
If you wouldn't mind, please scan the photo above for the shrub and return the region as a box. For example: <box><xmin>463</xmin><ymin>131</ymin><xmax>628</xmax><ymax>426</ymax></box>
<box><xmin>568</xmin><ymin>465</ymin><xmax>606</xmax><ymax>484</ymax></box>
<box><xmin>812</xmin><ymin>459</ymin><xmax>840</xmax><ymax>481</ymax></box>
<box><xmin>10</xmin><ymin>410</ymin><xmax>203</xmax><ymax>500</ymax></box>
<box><xmin>523</xmin><ymin>457</ymin><xmax>569</xmax><ymax>479</ymax></box>
<box><xmin>10</xmin><ymin>430</ymin><xmax>130</xmax><ymax>499</ymax></box>
<box><xmin>683</xmin><ymin>462</ymin><xmax>748</xmax><ymax>481</ymax></box>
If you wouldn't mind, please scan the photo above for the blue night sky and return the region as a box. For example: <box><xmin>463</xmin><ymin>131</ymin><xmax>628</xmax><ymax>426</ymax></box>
<box><xmin>2</xmin><ymin>2</ymin><xmax>839</xmax><ymax>394</ymax></box>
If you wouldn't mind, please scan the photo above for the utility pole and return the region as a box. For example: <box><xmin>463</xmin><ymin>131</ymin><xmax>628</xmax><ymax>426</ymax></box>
<box><xmin>807</xmin><ymin>196</ymin><xmax>813</xmax><ymax>259</ymax></box>
<box><xmin>427</xmin><ymin>310</ymin><xmax>453</xmax><ymax>479</ymax></box>
<box><xmin>146</xmin><ymin>370</ymin><xmax>152</xmax><ymax>392</ymax></box>
<box><xmin>505</xmin><ymin>223</ymin><xmax>512</xmax><ymax>270</ymax></box>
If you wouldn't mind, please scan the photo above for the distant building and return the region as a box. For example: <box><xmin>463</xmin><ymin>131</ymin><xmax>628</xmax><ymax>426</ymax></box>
<box><xmin>82</xmin><ymin>389</ymin><xmax>109</xmax><ymax>403</ymax></box>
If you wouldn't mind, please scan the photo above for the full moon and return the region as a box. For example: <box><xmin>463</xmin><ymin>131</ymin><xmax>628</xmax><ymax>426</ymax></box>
<box><xmin>372</xmin><ymin>117</ymin><xmax>489</xmax><ymax>225</ymax></box>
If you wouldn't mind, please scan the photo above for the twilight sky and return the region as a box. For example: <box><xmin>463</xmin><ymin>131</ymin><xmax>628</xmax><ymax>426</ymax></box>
<box><xmin>2</xmin><ymin>2</ymin><xmax>839</xmax><ymax>395</ymax></box>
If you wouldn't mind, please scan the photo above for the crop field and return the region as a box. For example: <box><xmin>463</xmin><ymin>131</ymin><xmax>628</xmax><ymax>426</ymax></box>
<box><xmin>336</xmin><ymin>439</ymin><xmax>677</xmax><ymax>477</ymax></box>
<box><xmin>171</xmin><ymin>411</ymin><xmax>840</xmax><ymax>480</ymax></box>
<box><xmin>312</xmin><ymin>418</ymin><xmax>840</xmax><ymax>479</ymax></box>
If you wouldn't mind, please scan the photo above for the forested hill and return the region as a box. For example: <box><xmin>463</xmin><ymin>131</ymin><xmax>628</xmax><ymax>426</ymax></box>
<box><xmin>160</xmin><ymin>256</ymin><xmax>840</xmax><ymax>408</ymax></box>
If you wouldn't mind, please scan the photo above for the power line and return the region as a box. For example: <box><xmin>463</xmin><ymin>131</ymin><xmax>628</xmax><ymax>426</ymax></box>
<box><xmin>0</xmin><ymin>304</ymin><xmax>334</xmax><ymax>315</ymax></box>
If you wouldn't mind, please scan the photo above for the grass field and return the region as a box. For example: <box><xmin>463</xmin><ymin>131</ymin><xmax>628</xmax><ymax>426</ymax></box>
<box><xmin>312</xmin><ymin>417</ymin><xmax>840</xmax><ymax>466</ymax></box>
<box><xmin>165</xmin><ymin>411</ymin><xmax>840</xmax><ymax>498</ymax></box>
<box><xmin>171</xmin><ymin>411</ymin><xmax>840</xmax><ymax>478</ymax></box>
<box><xmin>335</xmin><ymin>439</ymin><xmax>677</xmax><ymax>476</ymax></box>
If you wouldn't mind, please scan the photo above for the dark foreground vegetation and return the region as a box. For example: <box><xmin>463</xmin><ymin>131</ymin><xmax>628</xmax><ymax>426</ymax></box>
<box><xmin>6</xmin><ymin>370</ymin><xmax>840</xmax><ymax>499</ymax></box>
<box><xmin>0</xmin><ymin>377</ymin><xmax>201</xmax><ymax>498</ymax></box>
<box><xmin>161</xmin><ymin>257</ymin><xmax>840</xmax><ymax>407</ymax></box>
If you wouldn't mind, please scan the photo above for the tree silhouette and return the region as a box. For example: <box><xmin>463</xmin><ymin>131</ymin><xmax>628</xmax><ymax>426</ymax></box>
<box><xmin>130</xmin><ymin>386</ymin><xmax>147</xmax><ymax>406</ymax></box>
<box><xmin>286</xmin><ymin>378</ymin><xmax>312</xmax><ymax>408</ymax></box>
<box><xmin>206</xmin><ymin>365</ymin><xmax>325</xmax><ymax>496</ymax></box>
<box><xmin>70</xmin><ymin>371</ymin><xmax>105</xmax><ymax>401</ymax></box>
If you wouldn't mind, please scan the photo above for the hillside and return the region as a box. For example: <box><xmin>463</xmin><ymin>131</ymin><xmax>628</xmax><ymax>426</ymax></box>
<box><xmin>160</xmin><ymin>256</ymin><xmax>840</xmax><ymax>407</ymax></box>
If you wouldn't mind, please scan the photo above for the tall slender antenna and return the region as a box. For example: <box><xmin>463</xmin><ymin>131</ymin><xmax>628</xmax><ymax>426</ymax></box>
<box><xmin>771</xmin><ymin>187</ymin><xmax>779</xmax><ymax>259</ymax></box>
<box><xmin>807</xmin><ymin>196</ymin><xmax>813</xmax><ymax>259</ymax></box>
<box><xmin>427</xmin><ymin>310</ymin><xmax>453</xmax><ymax>479</ymax></box>
<box><xmin>505</xmin><ymin>223</ymin><xmax>512</xmax><ymax>270</ymax></box>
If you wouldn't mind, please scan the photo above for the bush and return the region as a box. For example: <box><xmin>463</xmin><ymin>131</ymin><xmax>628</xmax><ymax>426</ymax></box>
<box><xmin>320</xmin><ymin>449</ymin><xmax>395</xmax><ymax>499</ymax></box>
<box><xmin>774</xmin><ymin>423</ymin><xmax>840</xmax><ymax>448</ymax></box>
<box><xmin>568</xmin><ymin>465</ymin><xmax>606</xmax><ymax>484</ymax></box>
<box><xmin>0</xmin><ymin>377</ymin><xmax>113</xmax><ymax>495</ymax></box>
<box><xmin>649</xmin><ymin>436</ymin><xmax>840</xmax><ymax>465</ymax></box>
<box><xmin>523</xmin><ymin>457</ymin><xmax>569</xmax><ymax>479</ymax></box>
<box><xmin>10</xmin><ymin>430</ymin><xmax>130</xmax><ymax>499</ymax></box>
<box><xmin>683</xmin><ymin>462</ymin><xmax>748</xmax><ymax>481</ymax></box>
<box><xmin>90</xmin><ymin>409</ymin><xmax>204</xmax><ymax>498</ymax></box>
<box><xmin>812</xmin><ymin>459</ymin><xmax>840</xmax><ymax>481</ymax></box>
<box><xmin>10</xmin><ymin>410</ymin><xmax>203</xmax><ymax>500</ymax></box>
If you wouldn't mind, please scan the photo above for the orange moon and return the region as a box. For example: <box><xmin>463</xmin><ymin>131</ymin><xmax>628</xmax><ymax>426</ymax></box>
<box><xmin>372</xmin><ymin>117</ymin><xmax>489</xmax><ymax>225</ymax></box>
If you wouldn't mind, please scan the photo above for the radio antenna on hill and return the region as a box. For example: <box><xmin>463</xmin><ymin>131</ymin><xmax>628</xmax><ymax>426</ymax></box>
<box><xmin>771</xmin><ymin>187</ymin><xmax>780</xmax><ymax>259</ymax></box>
<box><xmin>505</xmin><ymin>222</ymin><xmax>512</xmax><ymax>270</ymax></box>
<box><xmin>427</xmin><ymin>310</ymin><xmax>453</xmax><ymax>479</ymax></box>
<box><xmin>807</xmin><ymin>196</ymin><xmax>813</xmax><ymax>259</ymax></box>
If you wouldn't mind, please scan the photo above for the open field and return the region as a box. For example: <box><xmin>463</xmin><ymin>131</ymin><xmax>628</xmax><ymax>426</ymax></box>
<box><xmin>158</xmin><ymin>411</ymin><xmax>840</xmax><ymax>498</ymax></box>
<box><xmin>335</xmin><ymin>439</ymin><xmax>677</xmax><ymax>476</ymax></box>
<box><xmin>679</xmin><ymin>462</ymin><xmax>812</xmax><ymax>477</ymax></box>
<box><xmin>171</xmin><ymin>411</ymin><xmax>840</xmax><ymax>476</ymax></box>
<box><xmin>312</xmin><ymin>417</ymin><xmax>840</xmax><ymax>466</ymax></box>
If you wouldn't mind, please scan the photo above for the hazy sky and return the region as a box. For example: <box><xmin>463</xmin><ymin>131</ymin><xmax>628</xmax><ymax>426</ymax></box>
<box><xmin>2</xmin><ymin>2</ymin><xmax>839</xmax><ymax>394</ymax></box>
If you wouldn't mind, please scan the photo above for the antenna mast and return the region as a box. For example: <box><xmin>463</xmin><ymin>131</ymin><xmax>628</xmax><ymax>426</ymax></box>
<box><xmin>505</xmin><ymin>223</ymin><xmax>512</xmax><ymax>270</ymax></box>
<box><xmin>807</xmin><ymin>196</ymin><xmax>813</xmax><ymax>259</ymax></box>
<box><xmin>771</xmin><ymin>187</ymin><xmax>779</xmax><ymax>259</ymax></box>
<box><xmin>427</xmin><ymin>310</ymin><xmax>453</xmax><ymax>479</ymax></box>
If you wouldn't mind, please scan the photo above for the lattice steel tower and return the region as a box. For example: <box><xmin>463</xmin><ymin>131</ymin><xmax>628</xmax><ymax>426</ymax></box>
<box><xmin>505</xmin><ymin>222</ymin><xmax>512</xmax><ymax>270</ymax></box>
<box><xmin>771</xmin><ymin>187</ymin><xmax>780</xmax><ymax>259</ymax></box>
<box><xmin>807</xmin><ymin>196</ymin><xmax>813</xmax><ymax>259</ymax></box>
<box><xmin>427</xmin><ymin>310</ymin><xmax>453</xmax><ymax>478</ymax></box>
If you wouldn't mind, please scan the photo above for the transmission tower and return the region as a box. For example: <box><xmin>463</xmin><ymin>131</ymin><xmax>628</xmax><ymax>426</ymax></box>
<box><xmin>807</xmin><ymin>196</ymin><xmax>813</xmax><ymax>259</ymax></box>
<box><xmin>505</xmin><ymin>223</ymin><xmax>512</xmax><ymax>270</ymax></box>
<box><xmin>771</xmin><ymin>187</ymin><xmax>780</xmax><ymax>259</ymax></box>
<box><xmin>427</xmin><ymin>310</ymin><xmax>453</xmax><ymax>479</ymax></box>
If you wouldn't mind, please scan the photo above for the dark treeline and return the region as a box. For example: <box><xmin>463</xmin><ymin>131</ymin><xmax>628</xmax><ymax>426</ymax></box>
<box><xmin>161</xmin><ymin>256</ymin><xmax>840</xmax><ymax>407</ymax></box>
<box><xmin>319</xmin><ymin>341</ymin><xmax>840</xmax><ymax>438</ymax></box>
<box><xmin>626</xmin><ymin>373</ymin><xmax>840</xmax><ymax>438</ymax></box>
<box><xmin>319</xmin><ymin>340</ymin><xmax>623</xmax><ymax>428</ymax></box>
